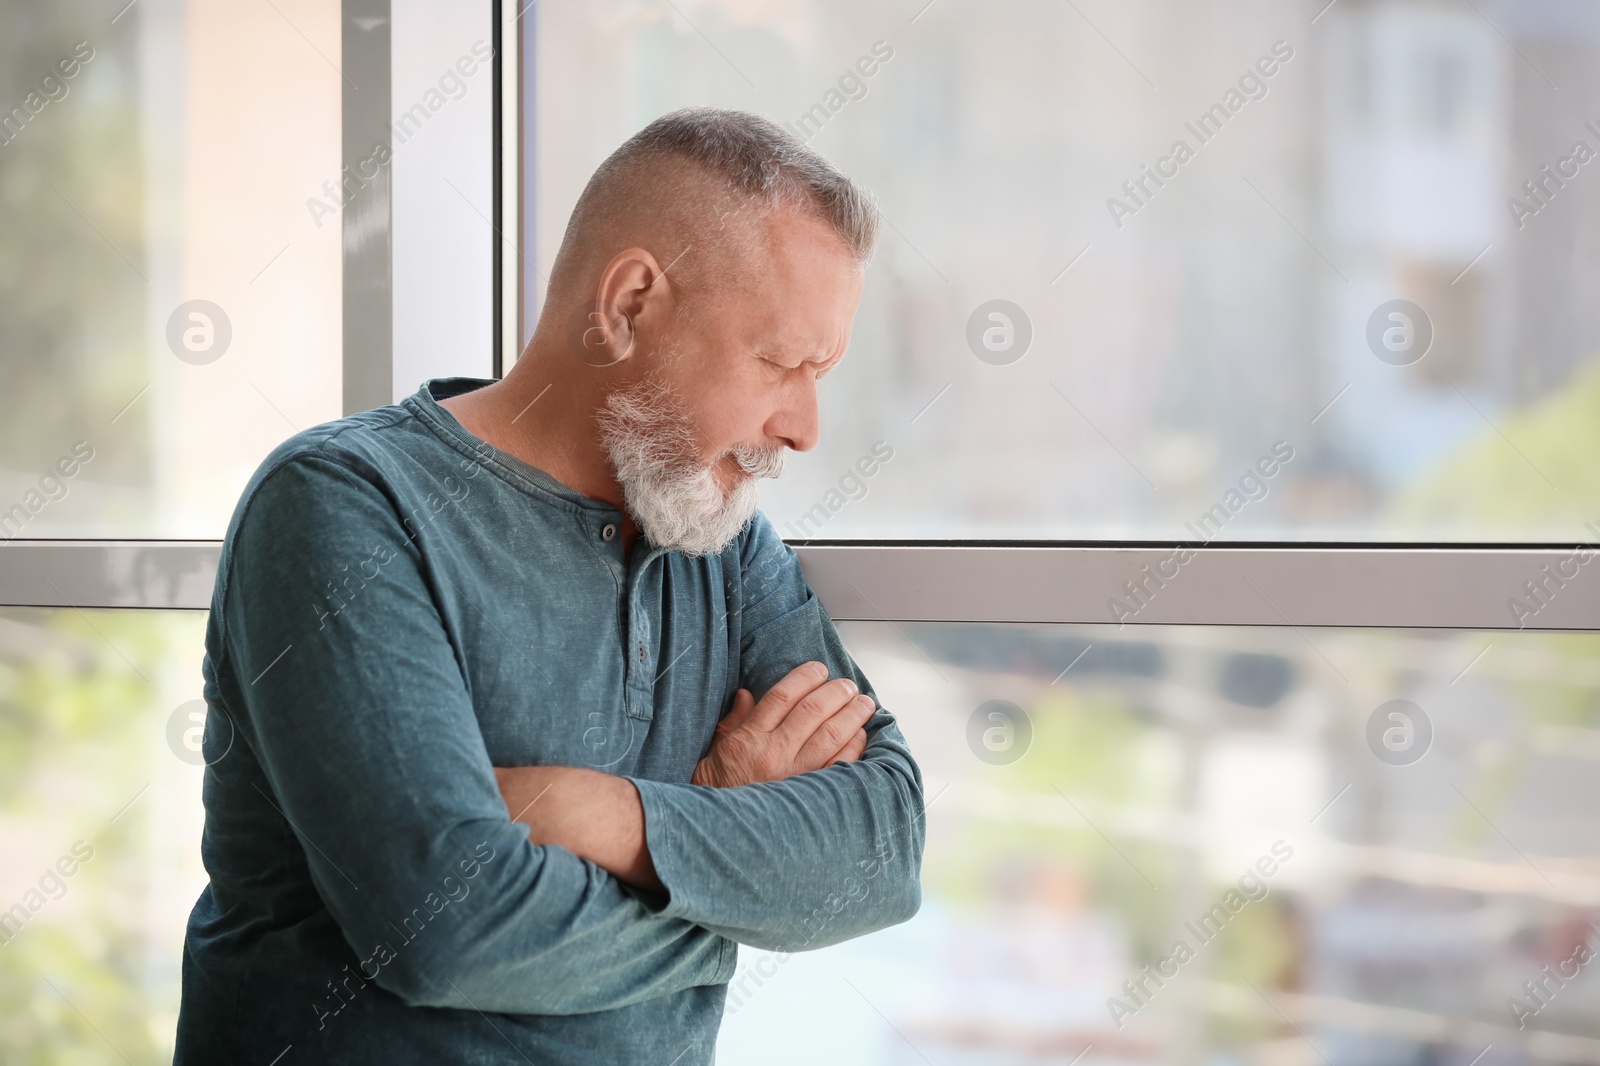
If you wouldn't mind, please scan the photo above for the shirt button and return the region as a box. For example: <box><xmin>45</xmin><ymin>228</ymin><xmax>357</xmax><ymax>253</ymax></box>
<box><xmin>638</xmin><ymin>645</ymin><xmax>646</xmax><ymax>662</ymax></box>
<box><xmin>601</xmin><ymin>523</ymin><xmax>617</xmax><ymax>541</ymax></box>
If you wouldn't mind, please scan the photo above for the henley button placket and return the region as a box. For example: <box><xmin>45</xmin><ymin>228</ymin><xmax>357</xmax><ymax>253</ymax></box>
<box><xmin>624</xmin><ymin>564</ymin><xmax>658</xmax><ymax>720</ymax></box>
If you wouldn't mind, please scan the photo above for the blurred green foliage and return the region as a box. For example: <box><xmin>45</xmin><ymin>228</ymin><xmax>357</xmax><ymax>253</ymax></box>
<box><xmin>0</xmin><ymin>608</ymin><xmax>203</xmax><ymax>1065</ymax></box>
<box><xmin>1393</xmin><ymin>360</ymin><xmax>1600</xmax><ymax>537</ymax></box>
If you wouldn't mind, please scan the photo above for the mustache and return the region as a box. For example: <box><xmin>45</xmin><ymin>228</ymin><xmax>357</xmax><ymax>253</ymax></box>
<box><xmin>597</xmin><ymin>373</ymin><xmax>786</xmax><ymax>480</ymax></box>
<box><xmin>728</xmin><ymin>443</ymin><xmax>785</xmax><ymax>478</ymax></box>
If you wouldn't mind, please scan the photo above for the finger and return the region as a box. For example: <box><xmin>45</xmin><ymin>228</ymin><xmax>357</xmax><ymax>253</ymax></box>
<box><xmin>792</xmin><ymin>692</ymin><xmax>876</xmax><ymax>771</ymax></box>
<box><xmin>794</xmin><ymin>695</ymin><xmax>875</xmax><ymax>770</ymax></box>
<box><xmin>746</xmin><ymin>661</ymin><xmax>832</xmax><ymax>731</ymax></box>
<box><xmin>716</xmin><ymin>688</ymin><xmax>757</xmax><ymax>736</ymax></box>
<box><xmin>829</xmin><ymin>728</ymin><xmax>868</xmax><ymax>766</ymax></box>
<box><xmin>771</xmin><ymin>677</ymin><xmax>865</xmax><ymax>752</ymax></box>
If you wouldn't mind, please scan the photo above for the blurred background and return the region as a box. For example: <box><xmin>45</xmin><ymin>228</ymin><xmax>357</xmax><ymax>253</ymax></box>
<box><xmin>4</xmin><ymin>609</ymin><xmax>1598</xmax><ymax>1064</ymax></box>
<box><xmin>6</xmin><ymin>1</ymin><xmax>1599</xmax><ymax>543</ymax></box>
<box><xmin>717</xmin><ymin>622</ymin><xmax>1600</xmax><ymax>1065</ymax></box>
<box><xmin>534</xmin><ymin>0</ymin><xmax>1600</xmax><ymax>542</ymax></box>
<box><xmin>2</xmin><ymin>0</ymin><xmax>1598</xmax><ymax>1063</ymax></box>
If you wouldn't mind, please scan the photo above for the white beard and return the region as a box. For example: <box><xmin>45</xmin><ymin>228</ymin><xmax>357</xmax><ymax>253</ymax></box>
<box><xmin>596</xmin><ymin>375</ymin><xmax>785</xmax><ymax>557</ymax></box>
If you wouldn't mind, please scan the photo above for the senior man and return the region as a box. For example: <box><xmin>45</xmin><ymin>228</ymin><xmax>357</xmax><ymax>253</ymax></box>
<box><xmin>174</xmin><ymin>107</ymin><xmax>925</xmax><ymax>1063</ymax></box>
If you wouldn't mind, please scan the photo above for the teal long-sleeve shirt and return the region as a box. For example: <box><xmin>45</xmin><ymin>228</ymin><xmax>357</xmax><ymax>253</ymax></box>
<box><xmin>173</xmin><ymin>377</ymin><xmax>925</xmax><ymax>1065</ymax></box>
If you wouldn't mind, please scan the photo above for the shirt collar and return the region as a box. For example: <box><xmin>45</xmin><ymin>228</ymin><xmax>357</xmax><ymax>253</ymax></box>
<box><xmin>406</xmin><ymin>377</ymin><xmax>674</xmax><ymax>566</ymax></box>
<box><xmin>405</xmin><ymin>377</ymin><xmax>621</xmax><ymax>513</ymax></box>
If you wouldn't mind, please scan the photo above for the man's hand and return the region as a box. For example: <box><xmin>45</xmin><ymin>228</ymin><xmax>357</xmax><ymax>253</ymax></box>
<box><xmin>493</xmin><ymin>662</ymin><xmax>874</xmax><ymax>887</ymax></box>
<box><xmin>691</xmin><ymin>661</ymin><xmax>875</xmax><ymax>789</ymax></box>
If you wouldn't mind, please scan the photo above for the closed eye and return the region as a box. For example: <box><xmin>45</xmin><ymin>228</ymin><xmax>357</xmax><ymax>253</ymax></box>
<box><xmin>758</xmin><ymin>350</ymin><xmax>840</xmax><ymax>380</ymax></box>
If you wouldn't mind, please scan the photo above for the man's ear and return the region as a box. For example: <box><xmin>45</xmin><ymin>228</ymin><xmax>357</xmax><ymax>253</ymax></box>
<box><xmin>581</xmin><ymin>247</ymin><xmax>674</xmax><ymax>368</ymax></box>
<box><xmin>571</xmin><ymin>295</ymin><xmax>634</xmax><ymax>368</ymax></box>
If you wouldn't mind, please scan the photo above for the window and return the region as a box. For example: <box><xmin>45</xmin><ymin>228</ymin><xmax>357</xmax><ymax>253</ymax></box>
<box><xmin>3</xmin><ymin>1</ymin><xmax>1596</xmax><ymax>1060</ymax></box>
<box><xmin>719</xmin><ymin>621</ymin><xmax>1600</xmax><ymax>1062</ymax></box>
<box><xmin>526</xmin><ymin>1</ymin><xmax>1598</xmax><ymax>541</ymax></box>
<box><xmin>1</xmin><ymin>1</ymin><xmax>491</xmax><ymax>1056</ymax></box>
<box><xmin>515</xmin><ymin>2</ymin><xmax>1600</xmax><ymax>1059</ymax></box>
<box><xmin>0</xmin><ymin>0</ymin><xmax>342</xmax><ymax>539</ymax></box>
<box><xmin>0</xmin><ymin>0</ymin><xmax>493</xmax><ymax>541</ymax></box>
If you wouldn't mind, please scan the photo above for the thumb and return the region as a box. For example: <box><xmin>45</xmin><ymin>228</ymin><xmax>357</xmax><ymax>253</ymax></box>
<box><xmin>719</xmin><ymin>687</ymin><xmax>757</xmax><ymax>733</ymax></box>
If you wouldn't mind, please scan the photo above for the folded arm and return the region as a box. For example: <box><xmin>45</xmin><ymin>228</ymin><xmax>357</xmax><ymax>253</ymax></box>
<box><xmin>500</xmin><ymin>513</ymin><xmax>927</xmax><ymax>952</ymax></box>
<box><xmin>218</xmin><ymin>454</ymin><xmax>734</xmax><ymax>1015</ymax></box>
<box><xmin>494</xmin><ymin>659</ymin><xmax>881</xmax><ymax>897</ymax></box>
<box><xmin>629</xmin><ymin>619</ymin><xmax>925</xmax><ymax>952</ymax></box>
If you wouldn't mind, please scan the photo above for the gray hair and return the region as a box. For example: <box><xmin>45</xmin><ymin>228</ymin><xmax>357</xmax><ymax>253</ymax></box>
<box><xmin>548</xmin><ymin>107</ymin><xmax>879</xmax><ymax>309</ymax></box>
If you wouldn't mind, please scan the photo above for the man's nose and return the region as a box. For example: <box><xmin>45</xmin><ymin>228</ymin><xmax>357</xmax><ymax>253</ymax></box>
<box><xmin>773</xmin><ymin>382</ymin><xmax>820</xmax><ymax>453</ymax></box>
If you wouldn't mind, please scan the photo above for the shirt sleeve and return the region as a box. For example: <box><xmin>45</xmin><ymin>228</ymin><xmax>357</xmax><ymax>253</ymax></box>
<box><xmin>626</xmin><ymin>512</ymin><xmax>926</xmax><ymax>952</ymax></box>
<box><xmin>215</xmin><ymin>449</ymin><xmax>735</xmax><ymax>1014</ymax></box>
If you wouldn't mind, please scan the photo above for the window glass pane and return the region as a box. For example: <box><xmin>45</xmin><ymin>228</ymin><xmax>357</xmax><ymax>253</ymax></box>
<box><xmin>1</xmin><ymin>1</ymin><xmax>341</xmax><ymax>539</ymax></box>
<box><xmin>0</xmin><ymin>607</ymin><xmax>207</xmax><ymax>1064</ymax></box>
<box><xmin>718</xmin><ymin>621</ymin><xmax>1600</xmax><ymax>1064</ymax></box>
<box><xmin>7</xmin><ymin>604</ymin><xmax>1596</xmax><ymax>1060</ymax></box>
<box><xmin>531</xmin><ymin>3</ymin><xmax>1600</xmax><ymax>542</ymax></box>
